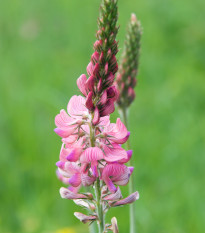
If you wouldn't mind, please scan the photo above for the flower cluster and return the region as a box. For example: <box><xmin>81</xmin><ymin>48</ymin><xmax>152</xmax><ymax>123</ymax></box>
<box><xmin>116</xmin><ymin>14</ymin><xmax>142</xmax><ymax>109</ymax></box>
<box><xmin>54</xmin><ymin>94</ymin><xmax>139</xmax><ymax>205</ymax></box>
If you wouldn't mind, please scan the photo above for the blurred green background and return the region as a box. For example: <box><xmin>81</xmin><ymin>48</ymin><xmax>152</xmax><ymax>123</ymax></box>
<box><xmin>0</xmin><ymin>0</ymin><xmax>205</xmax><ymax>232</ymax></box>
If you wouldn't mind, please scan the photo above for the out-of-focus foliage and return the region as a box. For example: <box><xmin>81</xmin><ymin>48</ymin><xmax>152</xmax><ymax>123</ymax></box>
<box><xmin>0</xmin><ymin>0</ymin><xmax>205</xmax><ymax>232</ymax></box>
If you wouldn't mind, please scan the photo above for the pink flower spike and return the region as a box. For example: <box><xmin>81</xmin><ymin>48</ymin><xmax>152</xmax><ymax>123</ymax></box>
<box><xmin>103</xmin><ymin>187</ymin><xmax>122</xmax><ymax>201</ymax></box>
<box><xmin>77</xmin><ymin>74</ymin><xmax>87</xmax><ymax>96</ymax></box>
<box><xmin>74</xmin><ymin>212</ymin><xmax>97</xmax><ymax>224</ymax></box>
<box><xmin>85</xmin><ymin>91</ymin><xmax>94</xmax><ymax>110</ymax></box>
<box><xmin>60</xmin><ymin>187</ymin><xmax>89</xmax><ymax>199</ymax></box>
<box><xmin>92</xmin><ymin>107</ymin><xmax>100</xmax><ymax>125</ymax></box>
<box><xmin>111</xmin><ymin>191</ymin><xmax>139</xmax><ymax>207</ymax></box>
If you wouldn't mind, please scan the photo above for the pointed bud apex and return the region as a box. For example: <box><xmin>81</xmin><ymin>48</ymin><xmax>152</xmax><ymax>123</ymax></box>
<box><xmin>93</xmin><ymin>63</ymin><xmax>100</xmax><ymax>76</ymax></box>
<box><xmin>94</xmin><ymin>40</ymin><xmax>102</xmax><ymax>51</ymax></box>
<box><xmin>100</xmin><ymin>99</ymin><xmax>115</xmax><ymax>117</ymax></box>
<box><xmin>85</xmin><ymin>91</ymin><xmax>94</xmax><ymax>110</ymax></box>
<box><xmin>99</xmin><ymin>52</ymin><xmax>104</xmax><ymax>63</ymax></box>
<box><xmin>87</xmin><ymin>62</ymin><xmax>94</xmax><ymax>76</ymax></box>
<box><xmin>86</xmin><ymin>75</ymin><xmax>95</xmax><ymax>91</ymax></box>
<box><xmin>92</xmin><ymin>107</ymin><xmax>100</xmax><ymax>125</ymax></box>
<box><xmin>91</xmin><ymin>51</ymin><xmax>100</xmax><ymax>64</ymax></box>
<box><xmin>99</xmin><ymin>90</ymin><xmax>107</xmax><ymax>105</ymax></box>
<box><xmin>97</xmin><ymin>78</ymin><xmax>103</xmax><ymax>92</ymax></box>
<box><xmin>105</xmin><ymin>62</ymin><xmax>109</xmax><ymax>75</ymax></box>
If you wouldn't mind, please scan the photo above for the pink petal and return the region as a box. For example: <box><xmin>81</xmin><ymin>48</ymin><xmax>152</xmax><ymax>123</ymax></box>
<box><xmin>55</xmin><ymin>109</ymin><xmax>75</xmax><ymax>128</ymax></box>
<box><xmin>103</xmin><ymin>176</ymin><xmax>117</xmax><ymax>193</ymax></box>
<box><xmin>107</xmin><ymin>85</ymin><xmax>119</xmax><ymax>101</ymax></box>
<box><xmin>80</xmin><ymin>147</ymin><xmax>104</xmax><ymax>163</ymax></box>
<box><xmin>77</xmin><ymin>74</ymin><xmax>87</xmax><ymax>96</ymax></box>
<box><xmin>93</xmin><ymin>63</ymin><xmax>100</xmax><ymax>76</ymax></box>
<box><xmin>104</xmin><ymin>118</ymin><xmax>128</xmax><ymax>144</ymax></box>
<box><xmin>86</xmin><ymin>75</ymin><xmax>95</xmax><ymax>91</ymax></box>
<box><xmin>67</xmin><ymin>95</ymin><xmax>87</xmax><ymax>118</ymax></box>
<box><xmin>102</xmin><ymin>164</ymin><xmax>131</xmax><ymax>192</ymax></box>
<box><xmin>73</xmin><ymin>199</ymin><xmax>95</xmax><ymax>211</ymax></box>
<box><xmin>99</xmin><ymin>116</ymin><xmax>110</xmax><ymax>126</ymax></box>
<box><xmin>91</xmin><ymin>51</ymin><xmax>100</xmax><ymax>63</ymax></box>
<box><xmin>58</xmin><ymin>161</ymin><xmax>80</xmax><ymax>178</ymax></box>
<box><xmin>92</xmin><ymin>107</ymin><xmax>100</xmax><ymax>125</ymax></box>
<box><xmin>69</xmin><ymin>173</ymin><xmax>82</xmax><ymax>187</ymax></box>
<box><xmin>100</xmin><ymin>99</ymin><xmax>115</xmax><ymax>117</ymax></box>
<box><xmin>98</xmin><ymin>90</ymin><xmax>107</xmax><ymax>105</ymax></box>
<box><xmin>56</xmin><ymin>169</ymin><xmax>70</xmax><ymax>184</ymax></box>
<box><xmin>128</xmin><ymin>167</ymin><xmax>134</xmax><ymax>175</ymax></box>
<box><xmin>103</xmin><ymin>144</ymin><xmax>127</xmax><ymax>162</ymax></box>
<box><xmin>85</xmin><ymin>91</ymin><xmax>94</xmax><ymax>110</ymax></box>
<box><xmin>111</xmin><ymin>191</ymin><xmax>139</xmax><ymax>207</ymax></box>
<box><xmin>60</xmin><ymin>187</ymin><xmax>88</xmax><ymax>199</ymax></box>
<box><xmin>103</xmin><ymin>187</ymin><xmax>122</xmax><ymax>201</ymax></box>
<box><xmin>118</xmin><ymin>150</ymin><xmax>132</xmax><ymax>164</ymax></box>
<box><xmin>97</xmin><ymin>78</ymin><xmax>102</xmax><ymax>91</ymax></box>
<box><xmin>87</xmin><ymin>62</ymin><xmax>94</xmax><ymax>76</ymax></box>
<box><xmin>66</xmin><ymin>147</ymin><xmax>83</xmax><ymax>162</ymax></box>
<box><xmin>74</xmin><ymin>212</ymin><xmax>97</xmax><ymax>224</ymax></box>
<box><xmin>81</xmin><ymin>172</ymin><xmax>96</xmax><ymax>186</ymax></box>
<box><xmin>62</xmin><ymin>135</ymin><xmax>78</xmax><ymax>144</ymax></box>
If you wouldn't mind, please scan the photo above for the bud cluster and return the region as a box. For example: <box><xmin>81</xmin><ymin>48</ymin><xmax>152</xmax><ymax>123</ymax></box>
<box><xmin>116</xmin><ymin>14</ymin><xmax>142</xmax><ymax>108</ymax></box>
<box><xmin>77</xmin><ymin>0</ymin><xmax>119</xmax><ymax>119</ymax></box>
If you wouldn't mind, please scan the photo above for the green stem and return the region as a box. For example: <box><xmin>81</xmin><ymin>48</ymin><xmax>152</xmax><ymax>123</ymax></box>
<box><xmin>95</xmin><ymin>178</ymin><xmax>105</xmax><ymax>233</ymax></box>
<box><xmin>89</xmin><ymin>117</ymin><xmax>105</xmax><ymax>233</ymax></box>
<box><xmin>119</xmin><ymin>107</ymin><xmax>136</xmax><ymax>233</ymax></box>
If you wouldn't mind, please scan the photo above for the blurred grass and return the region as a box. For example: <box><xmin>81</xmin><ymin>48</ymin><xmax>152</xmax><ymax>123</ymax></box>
<box><xmin>0</xmin><ymin>0</ymin><xmax>205</xmax><ymax>232</ymax></box>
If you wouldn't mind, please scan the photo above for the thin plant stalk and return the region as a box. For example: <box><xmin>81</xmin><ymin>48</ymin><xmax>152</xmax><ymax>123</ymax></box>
<box><xmin>119</xmin><ymin>107</ymin><xmax>136</xmax><ymax>233</ymax></box>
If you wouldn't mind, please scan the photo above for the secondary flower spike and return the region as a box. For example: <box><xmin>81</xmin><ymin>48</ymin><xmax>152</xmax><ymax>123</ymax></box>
<box><xmin>116</xmin><ymin>13</ymin><xmax>142</xmax><ymax>108</ymax></box>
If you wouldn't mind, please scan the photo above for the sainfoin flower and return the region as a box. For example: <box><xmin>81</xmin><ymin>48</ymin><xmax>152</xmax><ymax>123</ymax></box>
<box><xmin>54</xmin><ymin>0</ymin><xmax>139</xmax><ymax>232</ymax></box>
